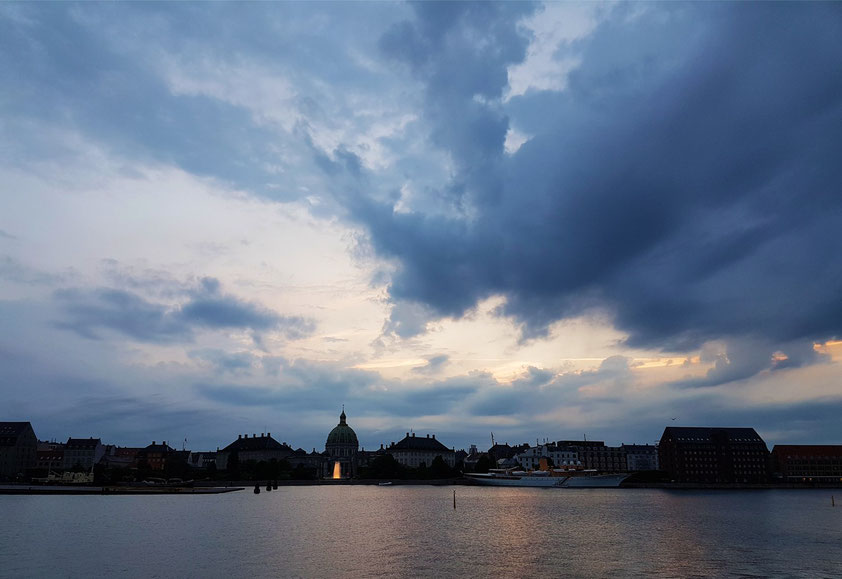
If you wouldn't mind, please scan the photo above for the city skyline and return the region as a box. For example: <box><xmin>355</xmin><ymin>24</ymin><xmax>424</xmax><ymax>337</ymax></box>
<box><xmin>2</xmin><ymin>2</ymin><xmax>842</xmax><ymax>451</ymax></box>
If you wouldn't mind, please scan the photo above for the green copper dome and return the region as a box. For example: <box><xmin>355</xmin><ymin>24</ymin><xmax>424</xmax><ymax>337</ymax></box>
<box><xmin>326</xmin><ymin>409</ymin><xmax>358</xmax><ymax>447</ymax></box>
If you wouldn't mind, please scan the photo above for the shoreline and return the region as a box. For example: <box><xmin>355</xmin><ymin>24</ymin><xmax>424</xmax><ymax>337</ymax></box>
<box><xmin>4</xmin><ymin>479</ymin><xmax>841</xmax><ymax>494</ymax></box>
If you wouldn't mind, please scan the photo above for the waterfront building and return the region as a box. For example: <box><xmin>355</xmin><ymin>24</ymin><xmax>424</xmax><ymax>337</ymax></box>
<box><xmin>387</xmin><ymin>433</ymin><xmax>455</xmax><ymax>469</ymax></box>
<box><xmin>0</xmin><ymin>421</ymin><xmax>38</xmax><ymax>480</ymax></box>
<box><xmin>136</xmin><ymin>441</ymin><xmax>175</xmax><ymax>471</ymax></box>
<box><xmin>557</xmin><ymin>440</ymin><xmax>627</xmax><ymax>472</ymax></box>
<box><xmin>62</xmin><ymin>437</ymin><xmax>105</xmax><ymax>471</ymax></box>
<box><xmin>516</xmin><ymin>444</ymin><xmax>581</xmax><ymax>470</ymax></box>
<box><xmin>325</xmin><ymin>409</ymin><xmax>358</xmax><ymax>478</ymax></box>
<box><xmin>102</xmin><ymin>446</ymin><xmax>142</xmax><ymax>469</ymax></box>
<box><xmin>187</xmin><ymin>451</ymin><xmax>218</xmax><ymax>469</ymax></box>
<box><xmin>622</xmin><ymin>444</ymin><xmax>660</xmax><ymax>471</ymax></box>
<box><xmin>216</xmin><ymin>433</ymin><xmax>292</xmax><ymax>471</ymax></box>
<box><xmin>658</xmin><ymin>427</ymin><xmax>770</xmax><ymax>483</ymax></box>
<box><xmin>287</xmin><ymin>447</ymin><xmax>328</xmax><ymax>477</ymax></box>
<box><xmin>770</xmin><ymin>445</ymin><xmax>842</xmax><ymax>483</ymax></box>
<box><xmin>36</xmin><ymin>448</ymin><xmax>64</xmax><ymax>473</ymax></box>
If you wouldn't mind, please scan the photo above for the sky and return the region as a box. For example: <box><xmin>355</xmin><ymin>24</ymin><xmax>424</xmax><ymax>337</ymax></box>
<box><xmin>2</xmin><ymin>2</ymin><xmax>841</xmax><ymax>453</ymax></box>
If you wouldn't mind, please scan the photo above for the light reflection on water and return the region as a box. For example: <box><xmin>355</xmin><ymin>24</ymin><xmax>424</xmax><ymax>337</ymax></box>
<box><xmin>0</xmin><ymin>487</ymin><xmax>840</xmax><ymax>578</ymax></box>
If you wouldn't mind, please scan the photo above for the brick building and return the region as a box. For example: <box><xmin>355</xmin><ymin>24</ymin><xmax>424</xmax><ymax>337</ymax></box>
<box><xmin>659</xmin><ymin>427</ymin><xmax>769</xmax><ymax>483</ymax></box>
<box><xmin>771</xmin><ymin>445</ymin><xmax>842</xmax><ymax>483</ymax></box>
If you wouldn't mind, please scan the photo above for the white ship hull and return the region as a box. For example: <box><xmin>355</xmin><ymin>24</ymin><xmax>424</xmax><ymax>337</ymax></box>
<box><xmin>465</xmin><ymin>472</ymin><xmax>628</xmax><ymax>488</ymax></box>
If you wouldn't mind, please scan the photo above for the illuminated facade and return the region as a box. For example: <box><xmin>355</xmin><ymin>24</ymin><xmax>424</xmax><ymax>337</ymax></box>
<box><xmin>325</xmin><ymin>408</ymin><xmax>358</xmax><ymax>478</ymax></box>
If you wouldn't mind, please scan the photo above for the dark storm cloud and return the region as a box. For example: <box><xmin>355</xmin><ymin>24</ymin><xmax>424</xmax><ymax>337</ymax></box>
<box><xmin>53</xmin><ymin>278</ymin><xmax>315</xmax><ymax>343</ymax></box>
<box><xmin>363</xmin><ymin>3</ymin><xmax>842</xmax><ymax>357</ymax></box>
<box><xmin>54</xmin><ymin>288</ymin><xmax>191</xmax><ymax>342</ymax></box>
<box><xmin>669</xmin><ymin>339</ymin><xmax>828</xmax><ymax>390</ymax></box>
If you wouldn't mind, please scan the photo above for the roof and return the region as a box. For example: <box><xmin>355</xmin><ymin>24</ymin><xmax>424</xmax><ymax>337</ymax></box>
<box><xmin>143</xmin><ymin>443</ymin><xmax>174</xmax><ymax>453</ymax></box>
<box><xmin>221</xmin><ymin>434</ymin><xmax>291</xmax><ymax>453</ymax></box>
<box><xmin>326</xmin><ymin>410</ymin><xmax>358</xmax><ymax>447</ymax></box>
<box><xmin>66</xmin><ymin>437</ymin><xmax>102</xmax><ymax>449</ymax></box>
<box><xmin>0</xmin><ymin>422</ymin><xmax>34</xmax><ymax>446</ymax></box>
<box><xmin>771</xmin><ymin>445</ymin><xmax>842</xmax><ymax>457</ymax></box>
<box><xmin>622</xmin><ymin>444</ymin><xmax>658</xmax><ymax>452</ymax></box>
<box><xmin>660</xmin><ymin>427</ymin><xmax>765</xmax><ymax>443</ymax></box>
<box><xmin>391</xmin><ymin>434</ymin><xmax>451</xmax><ymax>453</ymax></box>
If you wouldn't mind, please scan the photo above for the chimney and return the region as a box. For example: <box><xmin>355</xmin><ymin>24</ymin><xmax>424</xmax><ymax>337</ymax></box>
<box><xmin>412</xmin><ymin>433</ymin><xmax>415</xmax><ymax>438</ymax></box>
<box><xmin>406</xmin><ymin>432</ymin><xmax>409</xmax><ymax>437</ymax></box>
<box><xmin>253</xmin><ymin>433</ymin><xmax>256</xmax><ymax>438</ymax></box>
<box><xmin>426</xmin><ymin>434</ymin><xmax>429</xmax><ymax>438</ymax></box>
<box><xmin>152</xmin><ymin>441</ymin><xmax>156</xmax><ymax>445</ymax></box>
<box><xmin>267</xmin><ymin>432</ymin><xmax>271</xmax><ymax>437</ymax></box>
<box><xmin>432</xmin><ymin>434</ymin><xmax>436</xmax><ymax>440</ymax></box>
<box><xmin>238</xmin><ymin>434</ymin><xmax>242</xmax><ymax>439</ymax></box>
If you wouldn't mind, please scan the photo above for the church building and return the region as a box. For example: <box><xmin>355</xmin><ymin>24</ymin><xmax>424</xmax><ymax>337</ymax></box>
<box><xmin>325</xmin><ymin>408</ymin><xmax>358</xmax><ymax>479</ymax></box>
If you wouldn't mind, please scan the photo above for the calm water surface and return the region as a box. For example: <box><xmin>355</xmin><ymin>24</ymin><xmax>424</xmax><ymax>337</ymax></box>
<box><xmin>1</xmin><ymin>487</ymin><xmax>840</xmax><ymax>578</ymax></box>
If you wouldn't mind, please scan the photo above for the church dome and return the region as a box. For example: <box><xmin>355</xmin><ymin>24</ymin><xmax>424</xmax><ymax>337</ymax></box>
<box><xmin>326</xmin><ymin>409</ymin><xmax>358</xmax><ymax>447</ymax></box>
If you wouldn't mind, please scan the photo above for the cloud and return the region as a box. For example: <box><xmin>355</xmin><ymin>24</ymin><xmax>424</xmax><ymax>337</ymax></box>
<box><xmin>54</xmin><ymin>287</ymin><xmax>191</xmax><ymax>342</ymax></box>
<box><xmin>669</xmin><ymin>338</ymin><xmax>828</xmax><ymax>389</ymax></box>
<box><xmin>412</xmin><ymin>354</ymin><xmax>450</xmax><ymax>375</ymax></box>
<box><xmin>188</xmin><ymin>348</ymin><xmax>258</xmax><ymax>374</ymax></box>
<box><xmin>0</xmin><ymin>255</ymin><xmax>65</xmax><ymax>286</ymax></box>
<box><xmin>181</xmin><ymin>278</ymin><xmax>315</xmax><ymax>339</ymax></box>
<box><xmin>342</xmin><ymin>3</ymin><xmax>842</xmax><ymax>370</ymax></box>
<box><xmin>53</xmin><ymin>277</ymin><xmax>315</xmax><ymax>343</ymax></box>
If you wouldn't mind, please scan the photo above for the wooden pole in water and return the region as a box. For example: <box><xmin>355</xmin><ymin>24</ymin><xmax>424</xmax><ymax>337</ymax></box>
<box><xmin>833</xmin><ymin>495</ymin><xmax>835</xmax><ymax>507</ymax></box>
<box><xmin>453</xmin><ymin>490</ymin><xmax>456</xmax><ymax>510</ymax></box>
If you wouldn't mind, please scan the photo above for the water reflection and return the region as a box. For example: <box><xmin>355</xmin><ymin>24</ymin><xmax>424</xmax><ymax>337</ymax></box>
<box><xmin>0</xmin><ymin>488</ymin><xmax>839</xmax><ymax>577</ymax></box>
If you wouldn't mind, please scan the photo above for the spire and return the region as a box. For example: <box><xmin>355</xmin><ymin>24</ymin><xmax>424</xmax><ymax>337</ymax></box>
<box><xmin>339</xmin><ymin>405</ymin><xmax>346</xmax><ymax>424</ymax></box>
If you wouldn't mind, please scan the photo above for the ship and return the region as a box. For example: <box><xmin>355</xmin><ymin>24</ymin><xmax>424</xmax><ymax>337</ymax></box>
<box><xmin>465</xmin><ymin>468</ymin><xmax>629</xmax><ymax>488</ymax></box>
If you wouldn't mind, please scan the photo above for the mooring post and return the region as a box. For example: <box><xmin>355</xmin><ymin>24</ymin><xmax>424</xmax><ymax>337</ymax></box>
<box><xmin>453</xmin><ymin>489</ymin><xmax>456</xmax><ymax>510</ymax></box>
<box><xmin>832</xmin><ymin>495</ymin><xmax>836</xmax><ymax>507</ymax></box>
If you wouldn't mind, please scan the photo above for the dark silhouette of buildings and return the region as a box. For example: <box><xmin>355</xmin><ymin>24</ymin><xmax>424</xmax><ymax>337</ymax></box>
<box><xmin>659</xmin><ymin>427</ymin><xmax>769</xmax><ymax>483</ymax></box>
<box><xmin>216</xmin><ymin>433</ymin><xmax>292</xmax><ymax>470</ymax></box>
<box><xmin>771</xmin><ymin>445</ymin><xmax>842</xmax><ymax>483</ymax></box>
<box><xmin>0</xmin><ymin>422</ymin><xmax>37</xmax><ymax>480</ymax></box>
<box><xmin>388</xmin><ymin>432</ymin><xmax>455</xmax><ymax>468</ymax></box>
<box><xmin>62</xmin><ymin>437</ymin><xmax>104</xmax><ymax>471</ymax></box>
<box><xmin>136</xmin><ymin>441</ymin><xmax>174</xmax><ymax>471</ymax></box>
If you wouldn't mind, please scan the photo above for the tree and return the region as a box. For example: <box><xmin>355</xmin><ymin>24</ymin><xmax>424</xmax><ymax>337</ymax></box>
<box><xmin>474</xmin><ymin>455</ymin><xmax>493</xmax><ymax>473</ymax></box>
<box><xmin>359</xmin><ymin>454</ymin><xmax>407</xmax><ymax>479</ymax></box>
<box><xmin>430</xmin><ymin>455</ymin><xmax>454</xmax><ymax>479</ymax></box>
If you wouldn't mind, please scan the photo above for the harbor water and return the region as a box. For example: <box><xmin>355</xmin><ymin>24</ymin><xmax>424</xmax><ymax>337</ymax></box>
<box><xmin>1</xmin><ymin>486</ymin><xmax>840</xmax><ymax>578</ymax></box>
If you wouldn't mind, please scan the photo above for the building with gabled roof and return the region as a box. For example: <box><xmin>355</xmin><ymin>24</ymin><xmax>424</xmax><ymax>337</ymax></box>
<box><xmin>0</xmin><ymin>422</ymin><xmax>38</xmax><ymax>480</ymax></box>
<box><xmin>215</xmin><ymin>433</ymin><xmax>293</xmax><ymax>471</ymax></box>
<box><xmin>658</xmin><ymin>426</ymin><xmax>769</xmax><ymax>483</ymax></box>
<box><xmin>136</xmin><ymin>441</ymin><xmax>176</xmax><ymax>471</ymax></box>
<box><xmin>387</xmin><ymin>432</ymin><xmax>455</xmax><ymax>468</ymax></box>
